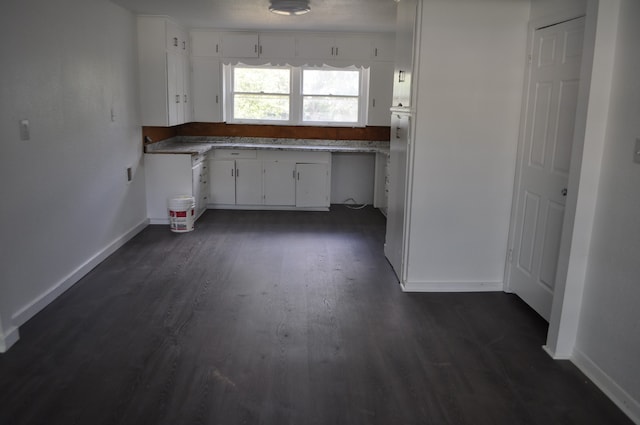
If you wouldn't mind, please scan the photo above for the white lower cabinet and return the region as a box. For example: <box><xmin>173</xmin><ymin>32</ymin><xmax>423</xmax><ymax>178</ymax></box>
<box><xmin>295</xmin><ymin>163</ymin><xmax>329</xmax><ymax>207</ymax></box>
<box><xmin>235</xmin><ymin>159</ymin><xmax>263</xmax><ymax>205</ymax></box>
<box><xmin>145</xmin><ymin>153</ymin><xmax>208</xmax><ymax>224</ymax></box>
<box><xmin>263</xmin><ymin>160</ymin><xmax>296</xmax><ymax>206</ymax></box>
<box><xmin>207</xmin><ymin>150</ymin><xmax>330</xmax><ymax>209</ymax></box>
<box><xmin>208</xmin><ymin>159</ymin><xmax>236</xmax><ymax>204</ymax></box>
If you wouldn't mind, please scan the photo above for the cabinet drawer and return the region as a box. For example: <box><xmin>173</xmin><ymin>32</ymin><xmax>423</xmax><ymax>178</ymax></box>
<box><xmin>210</xmin><ymin>149</ymin><xmax>257</xmax><ymax>159</ymax></box>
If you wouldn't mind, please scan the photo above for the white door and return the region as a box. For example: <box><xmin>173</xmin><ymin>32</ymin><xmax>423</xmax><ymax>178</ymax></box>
<box><xmin>296</xmin><ymin>163</ymin><xmax>329</xmax><ymax>208</ymax></box>
<box><xmin>508</xmin><ymin>17</ymin><xmax>585</xmax><ymax>321</ymax></box>
<box><xmin>235</xmin><ymin>159</ymin><xmax>263</xmax><ymax>205</ymax></box>
<box><xmin>208</xmin><ymin>159</ymin><xmax>236</xmax><ymax>204</ymax></box>
<box><xmin>192</xmin><ymin>57</ymin><xmax>222</xmax><ymax>123</ymax></box>
<box><xmin>263</xmin><ymin>160</ymin><xmax>296</xmax><ymax>206</ymax></box>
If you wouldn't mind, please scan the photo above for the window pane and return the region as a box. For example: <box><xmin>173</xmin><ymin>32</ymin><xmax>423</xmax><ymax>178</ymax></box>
<box><xmin>303</xmin><ymin>70</ymin><xmax>359</xmax><ymax>96</ymax></box>
<box><xmin>303</xmin><ymin>96</ymin><xmax>358</xmax><ymax>122</ymax></box>
<box><xmin>234</xmin><ymin>94</ymin><xmax>289</xmax><ymax>120</ymax></box>
<box><xmin>234</xmin><ymin>68</ymin><xmax>290</xmax><ymax>94</ymax></box>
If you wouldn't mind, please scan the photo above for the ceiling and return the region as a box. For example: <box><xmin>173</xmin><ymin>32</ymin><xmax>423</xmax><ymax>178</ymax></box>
<box><xmin>110</xmin><ymin>0</ymin><xmax>398</xmax><ymax>33</ymax></box>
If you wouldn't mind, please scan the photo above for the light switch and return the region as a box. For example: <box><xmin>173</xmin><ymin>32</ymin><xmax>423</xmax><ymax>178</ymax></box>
<box><xmin>19</xmin><ymin>119</ymin><xmax>30</xmax><ymax>141</ymax></box>
<box><xmin>634</xmin><ymin>138</ymin><xmax>640</xmax><ymax>164</ymax></box>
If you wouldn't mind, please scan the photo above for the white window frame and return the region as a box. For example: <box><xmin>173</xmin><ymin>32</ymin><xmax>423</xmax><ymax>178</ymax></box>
<box><xmin>223</xmin><ymin>64</ymin><xmax>369</xmax><ymax>127</ymax></box>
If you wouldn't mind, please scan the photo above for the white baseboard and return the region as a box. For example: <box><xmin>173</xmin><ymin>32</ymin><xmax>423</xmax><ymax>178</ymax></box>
<box><xmin>10</xmin><ymin>219</ymin><xmax>149</xmax><ymax>331</ymax></box>
<box><xmin>401</xmin><ymin>280</ymin><xmax>504</xmax><ymax>292</ymax></box>
<box><xmin>572</xmin><ymin>348</ymin><xmax>640</xmax><ymax>424</ymax></box>
<box><xmin>0</xmin><ymin>326</ymin><xmax>20</xmax><ymax>353</ymax></box>
<box><xmin>149</xmin><ymin>218</ymin><xmax>170</xmax><ymax>225</ymax></box>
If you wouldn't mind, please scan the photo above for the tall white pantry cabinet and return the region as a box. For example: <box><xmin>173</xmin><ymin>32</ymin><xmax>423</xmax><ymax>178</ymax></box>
<box><xmin>137</xmin><ymin>16</ymin><xmax>192</xmax><ymax>126</ymax></box>
<box><xmin>384</xmin><ymin>0</ymin><xmax>420</xmax><ymax>283</ymax></box>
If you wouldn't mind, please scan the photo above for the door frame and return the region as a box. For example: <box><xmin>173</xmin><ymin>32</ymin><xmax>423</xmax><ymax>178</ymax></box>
<box><xmin>505</xmin><ymin>2</ymin><xmax>602</xmax><ymax>359</ymax></box>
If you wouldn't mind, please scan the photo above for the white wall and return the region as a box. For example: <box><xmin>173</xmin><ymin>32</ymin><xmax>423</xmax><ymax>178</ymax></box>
<box><xmin>405</xmin><ymin>0</ymin><xmax>530</xmax><ymax>288</ymax></box>
<box><xmin>573</xmin><ymin>0</ymin><xmax>640</xmax><ymax>419</ymax></box>
<box><xmin>530</xmin><ymin>0</ymin><xmax>586</xmax><ymax>20</ymax></box>
<box><xmin>331</xmin><ymin>153</ymin><xmax>376</xmax><ymax>205</ymax></box>
<box><xmin>0</xmin><ymin>0</ymin><xmax>147</xmax><ymax>351</ymax></box>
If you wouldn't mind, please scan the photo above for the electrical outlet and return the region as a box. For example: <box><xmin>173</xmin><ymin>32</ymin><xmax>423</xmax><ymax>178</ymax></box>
<box><xmin>19</xmin><ymin>119</ymin><xmax>30</xmax><ymax>141</ymax></box>
<box><xmin>634</xmin><ymin>138</ymin><xmax>640</xmax><ymax>164</ymax></box>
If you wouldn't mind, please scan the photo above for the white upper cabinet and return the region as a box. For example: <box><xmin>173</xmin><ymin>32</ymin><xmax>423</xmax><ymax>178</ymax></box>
<box><xmin>296</xmin><ymin>34</ymin><xmax>371</xmax><ymax>61</ymax></box>
<box><xmin>368</xmin><ymin>61</ymin><xmax>394</xmax><ymax>126</ymax></box>
<box><xmin>221</xmin><ymin>32</ymin><xmax>260</xmax><ymax>58</ymax></box>
<box><xmin>258</xmin><ymin>34</ymin><xmax>296</xmax><ymax>60</ymax></box>
<box><xmin>191</xmin><ymin>57</ymin><xmax>222</xmax><ymax>123</ymax></box>
<box><xmin>191</xmin><ymin>31</ymin><xmax>221</xmax><ymax>57</ymax></box>
<box><xmin>220</xmin><ymin>32</ymin><xmax>295</xmax><ymax>59</ymax></box>
<box><xmin>371</xmin><ymin>35</ymin><xmax>395</xmax><ymax>61</ymax></box>
<box><xmin>165</xmin><ymin>19</ymin><xmax>189</xmax><ymax>53</ymax></box>
<box><xmin>296</xmin><ymin>35</ymin><xmax>335</xmax><ymax>59</ymax></box>
<box><xmin>137</xmin><ymin>16</ymin><xmax>191</xmax><ymax>126</ymax></box>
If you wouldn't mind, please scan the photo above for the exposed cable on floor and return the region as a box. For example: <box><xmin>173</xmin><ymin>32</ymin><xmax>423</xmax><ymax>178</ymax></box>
<box><xmin>342</xmin><ymin>198</ymin><xmax>368</xmax><ymax>210</ymax></box>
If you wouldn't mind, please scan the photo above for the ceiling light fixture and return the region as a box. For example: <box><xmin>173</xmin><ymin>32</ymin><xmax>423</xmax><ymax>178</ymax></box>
<box><xmin>269</xmin><ymin>0</ymin><xmax>311</xmax><ymax>16</ymax></box>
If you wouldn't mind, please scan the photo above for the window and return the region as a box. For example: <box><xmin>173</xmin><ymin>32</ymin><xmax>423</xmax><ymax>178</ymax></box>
<box><xmin>232</xmin><ymin>67</ymin><xmax>291</xmax><ymax>122</ymax></box>
<box><xmin>302</xmin><ymin>69</ymin><xmax>360</xmax><ymax>123</ymax></box>
<box><xmin>225</xmin><ymin>64</ymin><xmax>368</xmax><ymax>126</ymax></box>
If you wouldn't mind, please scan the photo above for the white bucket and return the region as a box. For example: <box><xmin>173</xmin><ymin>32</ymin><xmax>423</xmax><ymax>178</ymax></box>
<box><xmin>168</xmin><ymin>196</ymin><xmax>196</xmax><ymax>233</ymax></box>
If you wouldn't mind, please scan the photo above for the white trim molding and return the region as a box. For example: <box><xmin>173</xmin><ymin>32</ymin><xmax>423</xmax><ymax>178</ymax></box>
<box><xmin>572</xmin><ymin>349</ymin><xmax>640</xmax><ymax>424</ymax></box>
<box><xmin>0</xmin><ymin>325</ymin><xmax>20</xmax><ymax>353</ymax></box>
<box><xmin>9</xmin><ymin>220</ymin><xmax>149</xmax><ymax>341</ymax></box>
<box><xmin>401</xmin><ymin>281</ymin><xmax>503</xmax><ymax>293</ymax></box>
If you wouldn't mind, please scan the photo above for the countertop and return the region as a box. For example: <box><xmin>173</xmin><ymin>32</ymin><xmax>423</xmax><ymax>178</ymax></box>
<box><xmin>144</xmin><ymin>136</ymin><xmax>390</xmax><ymax>156</ymax></box>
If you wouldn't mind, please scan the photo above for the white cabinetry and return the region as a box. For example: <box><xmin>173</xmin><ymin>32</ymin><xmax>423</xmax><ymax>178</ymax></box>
<box><xmin>221</xmin><ymin>32</ymin><xmax>259</xmax><ymax>58</ymax></box>
<box><xmin>258</xmin><ymin>34</ymin><xmax>296</xmax><ymax>59</ymax></box>
<box><xmin>145</xmin><ymin>153</ymin><xmax>208</xmax><ymax>224</ymax></box>
<box><xmin>296</xmin><ymin>163</ymin><xmax>330</xmax><ymax>207</ymax></box>
<box><xmin>372</xmin><ymin>35</ymin><xmax>396</xmax><ymax>62</ymax></box>
<box><xmin>137</xmin><ymin>16</ymin><xmax>191</xmax><ymax>126</ymax></box>
<box><xmin>220</xmin><ymin>32</ymin><xmax>295</xmax><ymax>59</ymax></box>
<box><xmin>263</xmin><ymin>160</ymin><xmax>296</xmax><ymax>206</ymax></box>
<box><xmin>208</xmin><ymin>159</ymin><xmax>236</xmax><ymax>204</ymax></box>
<box><xmin>191</xmin><ymin>31</ymin><xmax>221</xmax><ymax>57</ymax></box>
<box><xmin>208</xmin><ymin>150</ymin><xmax>330</xmax><ymax>210</ymax></box>
<box><xmin>235</xmin><ymin>159</ymin><xmax>263</xmax><ymax>204</ymax></box>
<box><xmin>208</xmin><ymin>150</ymin><xmax>262</xmax><ymax>206</ymax></box>
<box><xmin>296</xmin><ymin>35</ymin><xmax>371</xmax><ymax>61</ymax></box>
<box><xmin>368</xmin><ymin>61</ymin><xmax>394</xmax><ymax>126</ymax></box>
<box><xmin>191</xmin><ymin>57</ymin><xmax>222</xmax><ymax>122</ymax></box>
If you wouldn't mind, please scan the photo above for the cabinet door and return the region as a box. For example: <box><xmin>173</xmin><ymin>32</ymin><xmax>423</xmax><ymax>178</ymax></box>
<box><xmin>334</xmin><ymin>36</ymin><xmax>371</xmax><ymax>61</ymax></box>
<box><xmin>235</xmin><ymin>159</ymin><xmax>263</xmax><ymax>205</ymax></box>
<box><xmin>296</xmin><ymin>163</ymin><xmax>329</xmax><ymax>207</ymax></box>
<box><xmin>296</xmin><ymin>36</ymin><xmax>334</xmax><ymax>60</ymax></box>
<box><xmin>372</xmin><ymin>35</ymin><xmax>395</xmax><ymax>61</ymax></box>
<box><xmin>192</xmin><ymin>57</ymin><xmax>222</xmax><ymax>122</ymax></box>
<box><xmin>392</xmin><ymin>0</ymin><xmax>418</xmax><ymax>108</ymax></box>
<box><xmin>191</xmin><ymin>31</ymin><xmax>221</xmax><ymax>57</ymax></box>
<box><xmin>165</xmin><ymin>19</ymin><xmax>181</xmax><ymax>53</ymax></box>
<box><xmin>182</xmin><ymin>53</ymin><xmax>192</xmax><ymax>123</ymax></box>
<box><xmin>222</xmin><ymin>32</ymin><xmax>259</xmax><ymax>58</ymax></box>
<box><xmin>166</xmin><ymin>52</ymin><xmax>182</xmax><ymax>126</ymax></box>
<box><xmin>209</xmin><ymin>160</ymin><xmax>236</xmax><ymax>204</ymax></box>
<box><xmin>263</xmin><ymin>160</ymin><xmax>296</xmax><ymax>206</ymax></box>
<box><xmin>192</xmin><ymin>162</ymin><xmax>204</xmax><ymax>215</ymax></box>
<box><xmin>258</xmin><ymin>34</ymin><xmax>295</xmax><ymax>59</ymax></box>
<box><xmin>368</xmin><ymin>62</ymin><xmax>394</xmax><ymax>126</ymax></box>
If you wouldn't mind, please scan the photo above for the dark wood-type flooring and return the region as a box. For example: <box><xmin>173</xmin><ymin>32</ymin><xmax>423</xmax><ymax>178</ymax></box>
<box><xmin>0</xmin><ymin>207</ymin><xmax>633</xmax><ymax>425</ymax></box>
